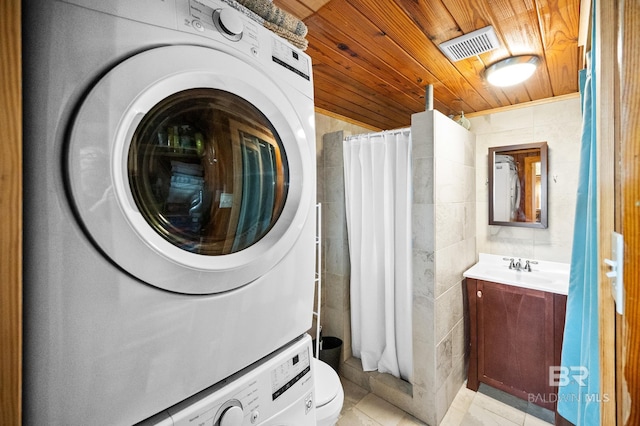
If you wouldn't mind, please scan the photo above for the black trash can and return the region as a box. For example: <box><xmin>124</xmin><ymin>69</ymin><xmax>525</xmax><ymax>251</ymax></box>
<box><xmin>318</xmin><ymin>336</ymin><xmax>342</xmax><ymax>374</ymax></box>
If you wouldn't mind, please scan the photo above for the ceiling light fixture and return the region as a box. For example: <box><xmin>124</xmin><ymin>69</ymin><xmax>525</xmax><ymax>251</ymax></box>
<box><xmin>485</xmin><ymin>55</ymin><xmax>540</xmax><ymax>87</ymax></box>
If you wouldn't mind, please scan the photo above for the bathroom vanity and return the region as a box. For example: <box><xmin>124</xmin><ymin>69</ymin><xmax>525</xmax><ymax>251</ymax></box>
<box><xmin>463</xmin><ymin>254</ymin><xmax>569</xmax><ymax>412</ymax></box>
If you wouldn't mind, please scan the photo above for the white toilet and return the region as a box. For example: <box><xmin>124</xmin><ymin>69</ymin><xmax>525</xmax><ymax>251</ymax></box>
<box><xmin>313</xmin><ymin>358</ymin><xmax>344</xmax><ymax>426</ymax></box>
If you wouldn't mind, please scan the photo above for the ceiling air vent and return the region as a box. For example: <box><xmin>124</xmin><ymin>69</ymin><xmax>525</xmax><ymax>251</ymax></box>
<box><xmin>438</xmin><ymin>26</ymin><xmax>500</xmax><ymax>62</ymax></box>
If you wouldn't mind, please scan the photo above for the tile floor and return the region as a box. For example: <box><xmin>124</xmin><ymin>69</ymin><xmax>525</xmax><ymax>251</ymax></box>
<box><xmin>336</xmin><ymin>378</ymin><xmax>555</xmax><ymax>426</ymax></box>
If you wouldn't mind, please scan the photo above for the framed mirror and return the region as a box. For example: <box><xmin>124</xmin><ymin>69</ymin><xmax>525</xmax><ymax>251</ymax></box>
<box><xmin>488</xmin><ymin>142</ymin><xmax>548</xmax><ymax>228</ymax></box>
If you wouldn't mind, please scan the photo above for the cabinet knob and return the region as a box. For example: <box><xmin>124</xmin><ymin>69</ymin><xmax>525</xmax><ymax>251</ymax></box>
<box><xmin>477</xmin><ymin>290</ymin><xmax>482</xmax><ymax>298</ymax></box>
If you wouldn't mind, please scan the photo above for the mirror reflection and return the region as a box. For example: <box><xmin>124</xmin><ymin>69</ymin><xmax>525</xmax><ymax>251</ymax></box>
<box><xmin>488</xmin><ymin>142</ymin><xmax>548</xmax><ymax>228</ymax></box>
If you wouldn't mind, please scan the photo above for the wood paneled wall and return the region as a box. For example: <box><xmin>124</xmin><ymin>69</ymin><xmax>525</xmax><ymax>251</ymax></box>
<box><xmin>0</xmin><ymin>1</ymin><xmax>22</xmax><ymax>425</ymax></box>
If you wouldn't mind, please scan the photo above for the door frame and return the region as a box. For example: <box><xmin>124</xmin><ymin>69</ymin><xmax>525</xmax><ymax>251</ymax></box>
<box><xmin>0</xmin><ymin>1</ymin><xmax>22</xmax><ymax>425</ymax></box>
<box><xmin>595</xmin><ymin>0</ymin><xmax>617</xmax><ymax>423</ymax></box>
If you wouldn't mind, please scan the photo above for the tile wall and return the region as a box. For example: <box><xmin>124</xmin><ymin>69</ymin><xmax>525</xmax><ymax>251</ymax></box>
<box><xmin>468</xmin><ymin>95</ymin><xmax>582</xmax><ymax>263</ymax></box>
<box><xmin>411</xmin><ymin>110</ymin><xmax>477</xmax><ymax>424</ymax></box>
<box><xmin>313</xmin><ymin>114</ymin><xmax>374</xmax><ymax>351</ymax></box>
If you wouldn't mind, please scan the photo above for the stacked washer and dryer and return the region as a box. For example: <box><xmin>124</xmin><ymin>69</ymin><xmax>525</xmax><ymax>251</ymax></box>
<box><xmin>22</xmin><ymin>0</ymin><xmax>342</xmax><ymax>424</ymax></box>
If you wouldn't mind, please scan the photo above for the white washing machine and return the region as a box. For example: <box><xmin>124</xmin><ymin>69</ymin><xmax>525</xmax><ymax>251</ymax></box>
<box><xmin>138</xmin><ymin>334</ymin><xmax>317</xmax><ymax>426</ymax></box>
<box><xmin>22</xmin><ymin>0</ymin><xmax>316</xmax><ymax>424</ymax></box>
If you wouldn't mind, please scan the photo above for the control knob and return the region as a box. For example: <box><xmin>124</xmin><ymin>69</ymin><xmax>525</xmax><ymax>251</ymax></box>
<box><xmin>213</xmin><ymin>8</ymin><xmax>243</xmax><ymax>41</ymax></box>
<box><xmin>217</xmin><ymin>400</ymin><xmax>244</xmax><ymax>426</ymax></box>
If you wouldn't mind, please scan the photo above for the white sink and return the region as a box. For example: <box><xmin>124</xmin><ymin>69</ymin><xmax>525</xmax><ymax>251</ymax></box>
<box><xmin>463</xmin><ymin>253</ymin><xmax>570</xmax><ymax>295</ymax></box>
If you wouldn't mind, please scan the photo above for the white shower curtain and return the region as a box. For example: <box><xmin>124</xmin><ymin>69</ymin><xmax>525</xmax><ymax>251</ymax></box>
<box><xmin>343</xmin><ymin>128</ymin><xmax>413</xmax><ymax>382</ymax></box>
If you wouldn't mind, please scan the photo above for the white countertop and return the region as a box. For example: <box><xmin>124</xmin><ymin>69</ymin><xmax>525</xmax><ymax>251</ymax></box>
<box><xmin>463</xmin><ymin>253</ymin><xmax>570</xmax><ymax>295</ymax></box>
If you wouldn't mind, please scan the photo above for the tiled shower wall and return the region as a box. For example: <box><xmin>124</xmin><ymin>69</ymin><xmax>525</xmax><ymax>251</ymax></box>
<box><xmin>411</xmin><ymin>110</ymin><xmax>477</xmax><ymax>424</ymax></box>
<box><xmin>316</xmin><ymin>130</ymin><xmax>351</xmax><ymax>357</ymax></box>
<box><xmin>313</xmin><ymin>114</ymin><xmax>373</xmax><ymax>355</ymax></box>
<box><xmin>314</xmin><ymin>111</ymin><xmax>476</xmax><ymax>425</ymax></box>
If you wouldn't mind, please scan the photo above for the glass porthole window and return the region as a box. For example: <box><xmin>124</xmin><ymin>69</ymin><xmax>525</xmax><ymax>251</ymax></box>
<box><xmin>128</xmin><ymin>88</ymin><xmax>289</xmax><ymax>255</ymax></box>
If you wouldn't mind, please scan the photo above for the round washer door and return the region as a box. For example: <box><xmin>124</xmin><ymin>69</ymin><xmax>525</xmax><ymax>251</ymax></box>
<box><xmin>67</xmin><ymin>45</ymin><xmax>314</xmax><ymax>294</ymax></box>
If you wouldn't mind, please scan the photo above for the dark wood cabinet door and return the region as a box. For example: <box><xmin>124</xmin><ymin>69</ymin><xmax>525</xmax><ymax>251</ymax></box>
<box><xmin>466</xmin><ymin>278</ymin><xmax>567</xmax><ymax>412</ymax></box>
<box><xmin>478</xmin><ymin>280</ymin><xmax>555</xmax><ymax>406</ymax></box>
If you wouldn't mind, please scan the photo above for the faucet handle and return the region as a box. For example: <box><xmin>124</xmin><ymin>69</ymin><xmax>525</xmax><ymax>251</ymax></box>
<box><xmin>524</xmin><ymin>260</ymin><xmax>538</xmax><ymax>272</ymax></box>
<box><xmin>503</xmin><ymin>257</ymin><xmax>516</xmax><ymax>269</ymax></box>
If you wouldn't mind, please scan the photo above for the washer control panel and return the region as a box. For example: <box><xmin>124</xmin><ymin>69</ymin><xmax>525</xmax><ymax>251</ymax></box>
<box><xmin>271</xmin><ymin>342</ymin><xmax>311</xmax><ymax>400</ymax></box>
<box><xmin>137</xmin><ymin>335</ymin><xmax>315</xmax><ymax>425</ymax></box>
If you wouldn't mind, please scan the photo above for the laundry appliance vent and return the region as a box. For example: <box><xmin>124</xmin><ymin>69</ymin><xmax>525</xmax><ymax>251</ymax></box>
<box><xmin>438</xmin><ymin>26</ymin><xmax>500</xmax><ymax>62</ymax></box>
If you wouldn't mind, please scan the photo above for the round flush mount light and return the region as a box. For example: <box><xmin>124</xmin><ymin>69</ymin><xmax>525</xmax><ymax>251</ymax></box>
<box><xmin>485</xmin><ymin>55</ymin><xmax>540</xmax><ymax>87</ymax></box>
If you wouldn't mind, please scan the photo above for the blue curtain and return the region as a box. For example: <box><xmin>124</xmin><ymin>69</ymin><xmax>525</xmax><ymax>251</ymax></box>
<box><xmin>557</xmin><ymin>14</ymin><xmax>601</xmax><ymax>424</ymax></box>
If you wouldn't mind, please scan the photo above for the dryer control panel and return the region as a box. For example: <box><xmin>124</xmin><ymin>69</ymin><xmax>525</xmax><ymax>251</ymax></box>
<box><xmin>186</xmin><ymin>0</ymin><xmax>261</xmax><ymax>46</ymax></box>
<box><xmin>178</xmin><ymin>0</ymin><xmax>313</xmax><ymax>97</ymax></box>
<box><xmin>137</xmin><ymin>335</ymin><xmax>316</xmax><ymax>426</ymax></box>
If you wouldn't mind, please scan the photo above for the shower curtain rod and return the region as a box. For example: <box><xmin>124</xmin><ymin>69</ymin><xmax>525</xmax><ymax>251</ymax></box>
<box><xmin>344</xmin><ymin>127</ymin><xmax>411</xmax><ymax>141</ymax></box>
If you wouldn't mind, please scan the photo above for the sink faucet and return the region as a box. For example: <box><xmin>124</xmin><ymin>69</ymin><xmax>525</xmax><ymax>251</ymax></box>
<box><xmin>513</xmin><ymin>258</ymin><xmax>522</xmax><ymax>270</ymax></box>
<box><xmin>503</xmin><ymin>257</ymin><xmax>537</xmax><ymax>271</ymax></box>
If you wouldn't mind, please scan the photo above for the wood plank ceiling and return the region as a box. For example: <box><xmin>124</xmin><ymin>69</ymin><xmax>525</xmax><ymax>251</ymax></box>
<box><xmin>273</xmin><ymin>0</ymin><xmax>582</xmax><ymax>130</ymax></box>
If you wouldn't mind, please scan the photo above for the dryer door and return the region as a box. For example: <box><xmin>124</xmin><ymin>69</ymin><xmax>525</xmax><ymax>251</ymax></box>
<box><xmin>67</xmin><ymin>45</ymin><xmax>314</xmax><ymax>294</ymax></box>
